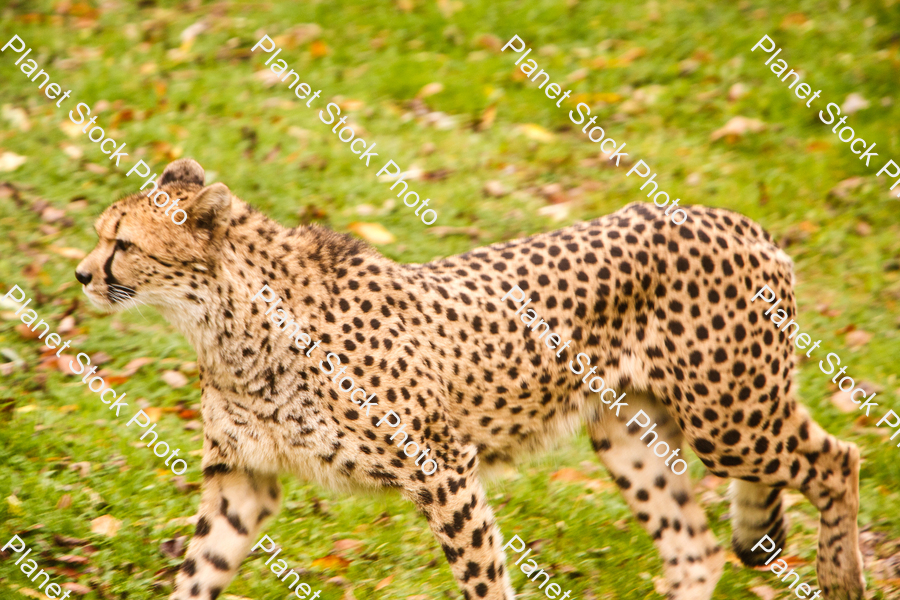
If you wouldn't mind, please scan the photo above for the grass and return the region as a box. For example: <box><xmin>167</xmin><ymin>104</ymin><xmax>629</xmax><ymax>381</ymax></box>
<box><xmin>1</xmin><ymin>0</ymin><xmax>899</xmax><ymax>598</ymax></box>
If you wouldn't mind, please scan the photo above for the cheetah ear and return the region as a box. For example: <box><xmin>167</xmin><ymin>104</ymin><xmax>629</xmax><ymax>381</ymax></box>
<box><xmin>159</xmin><ymin>158</ymin><xmax>205</xmax><ymax>187</ymax></box>
<box><xmin>190</xmin><ymin>182</ymin><xmax>232</xmax><ymax>234</ymax></box>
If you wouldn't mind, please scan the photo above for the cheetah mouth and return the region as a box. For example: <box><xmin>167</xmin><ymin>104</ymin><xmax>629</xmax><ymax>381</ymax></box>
<box><xmin>106</xmin><ymin>284</ymin><xmax>137</xmax><ymax>304</ymax></box>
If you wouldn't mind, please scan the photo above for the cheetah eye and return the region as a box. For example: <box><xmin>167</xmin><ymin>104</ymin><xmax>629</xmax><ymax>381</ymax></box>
<box><xmin>115</xmin><ymin>239</ymin><xmax>133</xmax><ymax>252</ymax></box>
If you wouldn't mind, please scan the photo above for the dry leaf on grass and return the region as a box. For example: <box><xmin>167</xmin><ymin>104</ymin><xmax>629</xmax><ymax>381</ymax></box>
<box><xmin>48</xmin><ymin>246</ymin><xmax>86</xmax><ymax>260</ymax></box>
<box><xmin>750</xmin><ymin>585</ymin><xmax>777</xmax><ymax>600</ymax></box>
<box><xmin>311</xmin><ymin>554</ymin><xmax>351</xmax><ymax>570</ymax></box>
<box><xmin>842</xmin><ymin>93</ymin><xmax>870</xmax><ymax>115</ymax></box>
<box><xmin>62</xmin><ymin>583</ymin><xmax>92</xmax><ymax>595</ymax></box>
<box><xmin>710</xmin><ymin>116</ymin><xmax>767</xmax><ymax>141</ymax></box>
<box><xmin>427</xmin><ymin>226</ymin><xmax>486</xmax><ymax>240</ymax></box>
<box><xmin>550</xmin><ymin>468</ymin><xmax>591</xmax><ymax>483</ymax></box>
<box><xmin>375</xmin><ymin>574</ymin><xmax>394</xmax><ymax>590</ymax></box>
<box><xmin>483</xmin><ymin>180</ymin><xmax>508</xmax><ymax>197</ymax></box>
<box><xmin>845</xmin><ymin>329</ymin><xmax>872</xmax><ymax>348</ymax></box>
<box><xmin>90</xmin><ymin>515</ymin><xmax>121</xmax><ymax>537</ymax></box>
<box><xmin>0</xmin><ymin>151</ymin><xmax>27</xmax><ymax>172</ymax></box>
<box><xmin>347</xmin><ymin>222</ymin><xmax>395</xmax><ymax>244</ymax></box>
<box><xmin>516</xmin><ymin>123</ymin><xmax>555</xmax><ymax>143</ymax></box>
<box><xmin>162</xmin><ymin>370</ymin><xmax>189</xmax><ymax>389</ymax></box>
<box><xmin>122</xmin><ymin>357</ymin><xmax>154</xmax><ymax>376</ymax></box>
<box><xmin>417</xmin><ymin>82</ymin><xmax>444</xmax><ymax>98</ymax></box>
<box><xmin>333</xmin><ymin>539</ymin><xmax>363</xmax><ymax>553</ymax></box>
<box><xmin>830</xmin><ymin>391</ymin><xmax>857</xmax><ymax>413</ymax></box>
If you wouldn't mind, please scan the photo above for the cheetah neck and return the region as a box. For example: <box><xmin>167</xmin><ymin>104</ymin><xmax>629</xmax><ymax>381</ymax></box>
<box><xmin>156</xmin><ymin>201</ymin><xmax>387</xmax><ymax>383</ymax></box>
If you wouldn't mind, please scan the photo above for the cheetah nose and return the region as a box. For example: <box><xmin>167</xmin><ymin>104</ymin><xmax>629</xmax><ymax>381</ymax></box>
<box><xmin>75</xmin><ymin>270</ymin><xmax>92</xmax><ymax>285</ymax></box>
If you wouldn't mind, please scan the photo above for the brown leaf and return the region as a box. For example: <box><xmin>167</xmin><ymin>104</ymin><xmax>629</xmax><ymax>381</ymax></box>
<box><xmin>845</xmin><ymin>329</ymin><xmax>872</xmax><ymax>348</ymax></box>
<box><xmin>143</xmin><ymin>407</ymin><xmax>164</xmax><ymax>423</ymax></box>
<box><xmin>53</xmin><ymin>534</ymin><xmax>88</xmax><ymax>547</ymax></box>
<box><xmin>710</xmin><ymin>116</ymin><xmax>766</xmax><ymax>142</ymax></box>
<box><xmin>333</xmin><ymin>539</ymin><xmax>364</xmax><ymax>553</ymax></box>
<box><xmin>347</xmin><ymin>222</ymin><xmax>396</xmax><ymax>245</ymax></box>
<box><xmin>830</xmin><ymin>391</ymin><xmax>857</xmax><ymax>413</ymax></box>
<box><xmin>122</xmin><ymin>357</ymin><xmax>154</xmax><ymax>376</ymax></box>
<box><xmin>160</xmin><ymin>536</ymin><xmax>186</xmax><ymax>558</ymax></box>
<box><xmin>477</xmin><ymin>104</ymin><xmax>496</xmax><ymax>131</ymax></box>
<box><xmin>550</xmin><ymin>468</ymin><xmax>591</xmax><ymax>483</ymax></box>
<box><xmin>750</xmin><ymin>585</ymin><xmax>777</xmax><ymax>600</ymax></box>
<box><xmin>417</xmin><ymin>82</ymin><xmax>444</xmax><ymax>98</ymax></box>
<box><xmin>427</xmin><ymin>226</ymin><xmax>486</xmax><ymax>240</ymax></box>
<box><xmin>56</xmin><ymin>554</ymin><xmax>89</xmax><ymax>565</ymax></box>
<box><xmin>69</xmin><ymin>462</ymin><xmax>91</xmax><ymax>477</ymax></box>
<box><xmin>375</xmin><ymin>574</ymin><xmax>394</xmax><ymax>590</ymax></box>
<box><xmin>61</xmin><ymin>582</ymin><xmax>92</xmax><ymax>595</ymax></box>
<box><xmin>483</xmin><ymin>180</ymin><xmax>508</xmax><ymax>197</ymax></box>
<box><xmin>16</xmin><ymin>324</ymin><xmax>44</xmax><ymax>340</ymax></box>
<box><xmin>57</xmin><ymin>495</ymin><xmax>73</xmax><ymax>509</ymax></box>
<box><xmin>90</xmin><ymin>515</ymin><xmax>121</xmax><ymax>538</ymax></box>
<box><xmin>828</xmin><ymin>177</ymin><xmax>866</xmax><ymax>200</ymax></box>
<box><xmin>161</xmin><ymin>370</ymin><xmax>189</xmax><ymax>389</ymax></box>
<box><xmin>311</xmin><ymin>554</ymin><xmax>351</xmax><ymax>570</ymax></box>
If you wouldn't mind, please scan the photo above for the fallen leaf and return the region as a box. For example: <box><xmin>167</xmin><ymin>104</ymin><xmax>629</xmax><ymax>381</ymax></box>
<box><xmin>16</xmin><ymin>324</ymin><xmax>43</xmax><ymax>340</ymax></box>
<box><xmin>57</xmin><ymin>494</ymin><xmax>72</xmax><ymax>509</ymax></box>
<box><xmin>855</xmin><ymin>221</ymin><xmax>872</xmax><ymax>236</ymax></box>
<box><xmin>477</xmin><ymin>104</ymin><xmax>496</xmax><ymax>131</ymax></box>
<box><xmin>49</xmin><ymin>246</ymin><xmax>86</xmax><ymax>260</ymax></box>
<box><xmin>310</xmin><ymin>40</ymin><xmax>330</xmax><ymax>58</ymax></box>
<box><xmin>537</xmin><ymin>202</ymin><xmax>571</xmax><ymax>222</ymax></box>
<box><xmin>69</xmin><ymin>462</ymin><xmax>91</xmax><ymax>477</ymax></box>
<box><xmin>830</xmin><ymin>391</ymin><xmax>856</xmax><ymax>413</ymax></box>
<box><xmin>417</xmin><ymin>82</ymin><xmax>444</xmax><ymax>98</ymax></box>
<box><xmin>162</xmin><ymin>370</ymin><xmax>189</xmax><ymax>388</ymax></box>
<box><xmin>90</xmin><ymin>515</ymin><xmax>121</xmax><ymax>538</ymax></box>
<box><xmin>845</xmin><ymin>329</ymin><xmax>872</xmax><ymax>348</ymax></box>
<box><xmin>311</xmin><ymin>554</ymin><xmax>351</xmax><ymax>570</ymax></box>
<box><xmin>61</xmin><ymin>583</ymin><xmax>92</xmax><ymax>595</ymax></box>
<box><xmin>122</xmin><ymin>357</ymin><xmax>154</xmax><ymax>376</ymax></box>
<box><xmin>333</xmin><ymin>539</ymin><xmax>363</xmax><ymax>553</ymax></box>
<box><xmin>7</xmin><ymin>494</ymin><xmax>23</xmax><ymax>514</ymax></box>
<box><xmin>483</xmin><ymin>180</ymin><xmax>507</xmax><ymax>197</ymax></box>
<box><xmin>56</xmin><ymin>554</ymin><xmax>89</xmax><ymax>565</ymax></box>
<box><xmin>375</xmin><ymin>574</ymin><xmax>394</xmax><ymax>590</ymax></box>
<box><xmin>828</xmin><ymin>177</ymin><xmax>866</xmax><ymax>200</ymax></box>
<box><xmin>0</xmin><ymin>151</ymin><xmax>27</xmax><ymax>172</ymax></box>
<box><xmin>160</xmin><ymin>536</ymin><xmax>186</xmax><ymax>558</ymax></box>
<box><xmin>841</xmin><ymin>93</ymin><xmax>870</xmax><ymax>115</ymax></box>
<box><xmin>144</xmin><ymin>407</ymin><xmax>164</xmax><ymax>423</ymax></box>
<box><xmin>17</xmin><ymin>588</ymin><xmax>50</xmax><ymax>600</ymax></box>
<box><xmin>517</xmin><ymin>123</ymin><xmax>555</xmax><ymax>143</ymax></box>
<box><xmin>728</xmin><ymin>83</ymin><xmax>748</xmax><ymax>101</ymax></box>
<box><xmin>427</xmin><ymin>226</ymin><xmax>486</xmax><ymax>240</ymax></box>
<box><xmin>2</xmin><ymin>104</ymin><xmax>31</xmax><ymax>131</ymax></box>
<box><xmin>347</xmin><ymin>222</ymin><xmax>395</xmax><ymax>244</ymax></box>
<box><xmin>750</xmin><ymin>585</ymin><xmax>777</xmax><ymax>600</ymax></box>
<box><xmin>550</xmin><ymin>468</ymin><xmax>591</xmax><ymax>483</ymax></box>
<box><xmin>58</xmin><ymin>316</ymin><xmax>76</xmax><ymax>334</ymax></box>
<box><xmin>710</xmin><ymin>116</ymin><xmax>767</xmax><ymax>141</ymax></box>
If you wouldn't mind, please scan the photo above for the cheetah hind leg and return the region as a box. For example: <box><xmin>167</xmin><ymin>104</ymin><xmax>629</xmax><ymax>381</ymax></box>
<box><xmin>729</xmin><ymin>480</ymin><xmax>788</xmax><ymax>566</ymax></box>
<box><xmin>586</xmin><ymin>390</ymin><xmax>723</xmax><ymax>600</ymax></box>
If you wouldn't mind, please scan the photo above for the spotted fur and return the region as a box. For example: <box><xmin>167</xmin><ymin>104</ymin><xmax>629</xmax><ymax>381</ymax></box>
<box><xmin>75</xmin><ymin>159</ymin><xmax>864</xmax><ymax>600</ymax></box>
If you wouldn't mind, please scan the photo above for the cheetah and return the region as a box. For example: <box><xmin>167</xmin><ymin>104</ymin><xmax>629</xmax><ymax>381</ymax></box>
<box><xmin>75</xmin><ymin>158</ymin><xmax>865</xmax><ymax>600</ymax></box>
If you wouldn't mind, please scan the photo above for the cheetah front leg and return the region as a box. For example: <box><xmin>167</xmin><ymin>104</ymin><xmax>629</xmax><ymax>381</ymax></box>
<box><xmin>170</xmin><ymin>464</ymin><xmax>281</xmax><ymax>600</ymax></box>
<box><xmin>408</xmin><ymin>446</ymin><xmax>515</xmax><ymax>600</ymax></box>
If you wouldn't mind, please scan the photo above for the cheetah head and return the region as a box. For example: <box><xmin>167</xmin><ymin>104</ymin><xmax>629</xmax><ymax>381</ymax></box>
<box><xmin>76</xmin><ymin>158</ymin><xmax>233</xmax><ymax>313</ymax></box>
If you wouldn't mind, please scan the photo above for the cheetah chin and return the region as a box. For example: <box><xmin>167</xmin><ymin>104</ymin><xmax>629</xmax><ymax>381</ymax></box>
<box><xmin>75</xmin><ymin>158</ymin><xmax>865</xmax><ymax>600</ymax></box>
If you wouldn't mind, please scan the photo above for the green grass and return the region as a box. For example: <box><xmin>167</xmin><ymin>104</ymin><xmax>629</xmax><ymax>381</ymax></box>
<box><xmin>1</xmin><ymin>0</ymin><xmax>899</xmax><ymax>598</ymax></box>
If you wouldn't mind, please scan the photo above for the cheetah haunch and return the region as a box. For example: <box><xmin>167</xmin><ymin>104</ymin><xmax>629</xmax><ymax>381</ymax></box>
<box><xmin>75</xmin><ymin>159</ymin><xmax>865</xmax><ymax>600</ymax></box>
